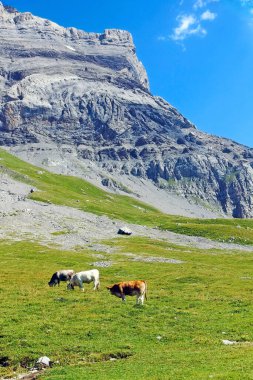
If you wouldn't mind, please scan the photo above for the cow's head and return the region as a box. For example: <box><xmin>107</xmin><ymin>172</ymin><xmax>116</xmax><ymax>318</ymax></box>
<box><xmin>48</xmin><ymin>272</ymin><xmax>58</xmax><ymax>287</ymax></box>
<box><xmin>48</xmin><ymin>280</ymin><xmax>57</xmax><ymax>287</ymax></box>
<box><xmin>106</xmin><ymin>284</ymin><xmax>122</xmax><ymax>298</ymax></box>
<box><xmin>67</xmin><ymin>283</ymin><xmax>74</xmax><ymax>290</ymax></box>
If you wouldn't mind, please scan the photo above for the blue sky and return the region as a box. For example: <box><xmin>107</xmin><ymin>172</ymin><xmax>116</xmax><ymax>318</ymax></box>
<box><xmin>8</xmin><ymin>0</ymin><xmax>253</xmax><ymax>147</ymax></box>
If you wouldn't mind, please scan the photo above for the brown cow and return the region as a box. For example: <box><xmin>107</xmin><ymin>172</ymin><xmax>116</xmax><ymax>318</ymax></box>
<box><xmin>106</xmin><ymin>280</ymin><xmax>147</xmax><ymax>305</ymax></box>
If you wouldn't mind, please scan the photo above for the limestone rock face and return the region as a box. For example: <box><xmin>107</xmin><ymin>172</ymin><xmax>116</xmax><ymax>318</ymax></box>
<box><xmin>1</xmin><ymin>3</ymin><xmax>253</xmax><ymax>217</ymax></box>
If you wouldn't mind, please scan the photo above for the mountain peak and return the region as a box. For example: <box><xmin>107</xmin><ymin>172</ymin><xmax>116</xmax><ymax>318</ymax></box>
<box><xmin>0</xmin><ymin>3</ymin><xmax>149</xmax><ymax>90</ymax></box>
<box><xmin>1</xmin><ymin>4</ymin><xmax>253</xmax><ymax>218</ymax></box>
<box><xmin>100</xmin><ymin>29</ymin><xmax>134</xmax><ymax>46</ymax></box>
<box><xmin>0</xmin><ymin>2</ymin><xmax>18</xmax><ymax>14</ymax></box>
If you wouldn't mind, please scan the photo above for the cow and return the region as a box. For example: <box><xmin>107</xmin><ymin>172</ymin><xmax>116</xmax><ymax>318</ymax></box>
<box><xmin>67</xmin><ymin>269</ymin><xmax>100</xmax><ymax>291</ymax></box>
<box><xmin>106</xmin><ymin>280</ymin><xmax>147</xmax><ymax>305</ymax></box>
<box><xmin>48</xmin><ymin>269</ymin><xmax>75</xmax><ymax>287</ymax></box>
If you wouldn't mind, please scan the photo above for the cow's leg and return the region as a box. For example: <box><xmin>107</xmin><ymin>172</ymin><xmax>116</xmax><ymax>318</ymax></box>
<box><xmin>78</xmin><ymin>280</ymin><xmax>84</xmax><ymax>292</ymax></box>
<box><xmin>136</xmin><ymin>295</ymin><xmax>144</xmax><ymax>305</ymax></box>
<box><xmin>94</xmin><ymin>280</ymin><xmax>100</xmax><ymax>290</ymax></box>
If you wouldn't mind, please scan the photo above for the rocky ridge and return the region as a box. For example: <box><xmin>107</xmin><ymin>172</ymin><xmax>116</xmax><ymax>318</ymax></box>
<box><xmin>1</xmin><ymin>3</ymin><xmax>253</xmax><ymax>218</ymax></box>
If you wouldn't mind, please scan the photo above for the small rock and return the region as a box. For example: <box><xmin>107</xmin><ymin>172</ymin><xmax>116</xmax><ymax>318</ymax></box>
<box><xmin>222</xmin><ymin>339</ymin><xmax>237</xmax><ymax>345</ymax></box>
<box><xmin>36</xmin><ymin>356</ymin><xmax>51</xmax><ymax>367</ymax></box>
<box><xmin>91</xmin><ymin>261</ymin><xmax>112</xmax><ymax>267</ymax></box>
<box><xmin>117</xmin><ymin>226</ymin><xmax>132</xmax><ymax>235</ymax></box>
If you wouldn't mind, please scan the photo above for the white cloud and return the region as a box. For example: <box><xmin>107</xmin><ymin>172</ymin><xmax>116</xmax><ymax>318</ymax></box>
<box><xmin>201</xmin><ymin>10</ymin><xmax>217</xmax><ymax>20</ymax></box>
<box><xmin>168</xmin><ymin>0</ymin><xmax>218</xmax><ymax>43</ymax></box>
<box><xmin>171</xmin><ymin>14</ymin><xmax>206</xmax><ymax>41</ymax></box>
<box><xmin>239</xmin><ymin>0</ymin><xmax>253</xmax><ymax>22</ymax></box>
<box><xmin>193</xmin><ymin>0</ymin><xmax>219</xmax><ymax>9</ymax></box>
<box><xmin>194</xmin><ymin>0</ymin><xmax>205</xmax><ymax>8</ymax></box>
<box><xmin>240</xmin><ymin>0</ymin><xmax>253</xmax><ymax>5</ymax></box>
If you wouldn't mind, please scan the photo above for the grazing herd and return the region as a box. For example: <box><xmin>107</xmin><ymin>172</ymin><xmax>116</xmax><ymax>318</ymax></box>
<box><xmin>48</xmin><ymin>269</ymin><xmax>147</xmax><ymax>305</ymax></box>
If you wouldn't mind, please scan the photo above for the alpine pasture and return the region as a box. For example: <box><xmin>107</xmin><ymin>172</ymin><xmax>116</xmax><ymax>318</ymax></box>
<box><xmin>1</xmin><ymin>149</ymin><xmax>253</xmax><ymax>379</ymax></box>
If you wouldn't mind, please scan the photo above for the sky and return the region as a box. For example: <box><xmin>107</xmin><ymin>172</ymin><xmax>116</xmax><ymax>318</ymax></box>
<box><xmin>7</xmin><ymin>0</ymin><xmax>253</xmax><ymax>148</ymax></box>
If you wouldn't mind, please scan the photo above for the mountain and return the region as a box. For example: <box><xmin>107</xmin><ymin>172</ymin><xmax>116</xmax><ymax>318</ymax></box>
<box><xmin>1</xmin><ymin>3</ymin><xmax>253</xmax><ymax>218</ymax></box>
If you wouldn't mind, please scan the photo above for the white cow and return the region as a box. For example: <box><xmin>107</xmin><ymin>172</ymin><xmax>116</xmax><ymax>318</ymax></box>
<box><xmin>67</xmin><ymin>269</ymin><xmax>100</xmax><ymax>291</ymax></box>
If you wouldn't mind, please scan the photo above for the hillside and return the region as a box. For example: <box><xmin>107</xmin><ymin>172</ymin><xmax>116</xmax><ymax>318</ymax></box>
<box><xmin>1</xmin><ymin>148</ymin><xmax>253</xmax><ymax>249</ymax></box>
<box><xmin>1</xmin><ymin>3</ymin><xmax>253</xmax><ymax>217</ymax></box>
<box><xmin>1</xmin><ymin>150</ymin><xmax>253</xmax><ymax>380</ymax></box>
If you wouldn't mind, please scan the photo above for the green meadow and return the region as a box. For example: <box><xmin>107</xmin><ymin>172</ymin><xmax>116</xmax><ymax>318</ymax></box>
<box><xmin>1</xmin><ymin>148</ymin><xmax>253</xmax><ymax>379</ymax></box>
<box><xmin>1</xmin><ymin>238</ymin><xmax>253</xmax><ymax>379</ymax></box>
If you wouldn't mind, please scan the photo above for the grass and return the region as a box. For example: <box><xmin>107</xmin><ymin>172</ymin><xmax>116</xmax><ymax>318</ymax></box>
<box><xmin>1</xmin><ymin>238</ymin><xmax>253</xmax><ymax>379</ymax></box>
<box><xmin>51</xmin><ymin>230</ymin><xmax>72</xmax><ymax>236</ymax></box>
<box><xmin>1</xmin><ymin>146</ymin><xmax>253</xmax><ymax>378</ymax></box>
<box><xmin>1</xmin><ymin>148</ymin><xmax>253</xmax><ymax>245</ymax></box>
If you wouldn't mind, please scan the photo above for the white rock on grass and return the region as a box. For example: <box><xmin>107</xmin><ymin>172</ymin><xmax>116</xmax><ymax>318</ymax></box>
<box><xmin>36</xmin><ymin>356</ymin><xmax>51</xmax><ymax>367</ymax></box>
<box><xmin>222</xmin><ymin>339</ymin><xmax>237</xmax><ymax>345</ymax></box>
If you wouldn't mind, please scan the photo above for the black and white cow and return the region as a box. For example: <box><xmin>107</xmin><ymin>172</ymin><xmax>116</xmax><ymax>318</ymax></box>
<box><xmin>48</xmin><ymin>270</ymin><xmax>75</xmax><ymax>287</ymax></box>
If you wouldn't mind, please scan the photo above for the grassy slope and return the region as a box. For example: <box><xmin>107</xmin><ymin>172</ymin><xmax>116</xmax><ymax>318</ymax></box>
<box><xmin>1</xmin><ymin>148</ymin><xmax>253</xmax><ymax>379</ymax></box>
<box><xmin>1</xmin><ymin>238</ymin><xmax>253</xmax><ymax>380</ymax></box>
<box><xmin>1</xmin><ymin>148</ymin><xmax>253</xmax><ymax>245</ymax></box>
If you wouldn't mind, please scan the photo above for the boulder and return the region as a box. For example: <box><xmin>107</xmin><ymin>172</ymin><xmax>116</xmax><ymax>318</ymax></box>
<box><xmin>117</xmin><ymin>226</ymin><xmax>132</xmax><ymax>235</ymax></box>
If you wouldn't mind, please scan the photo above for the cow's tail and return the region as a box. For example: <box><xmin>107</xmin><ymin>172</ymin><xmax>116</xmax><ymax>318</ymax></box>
<box><xmin>144</xmin><ymin>281</ymin><xmax>147</xmax><ymax>301</ymax></box>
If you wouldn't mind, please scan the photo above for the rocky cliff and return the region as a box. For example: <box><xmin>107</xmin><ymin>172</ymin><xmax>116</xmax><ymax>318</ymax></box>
<box><xmin>1</xmin><ymin>3</ymin><xmax>253</xmax><ymax>218</ymax></box>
